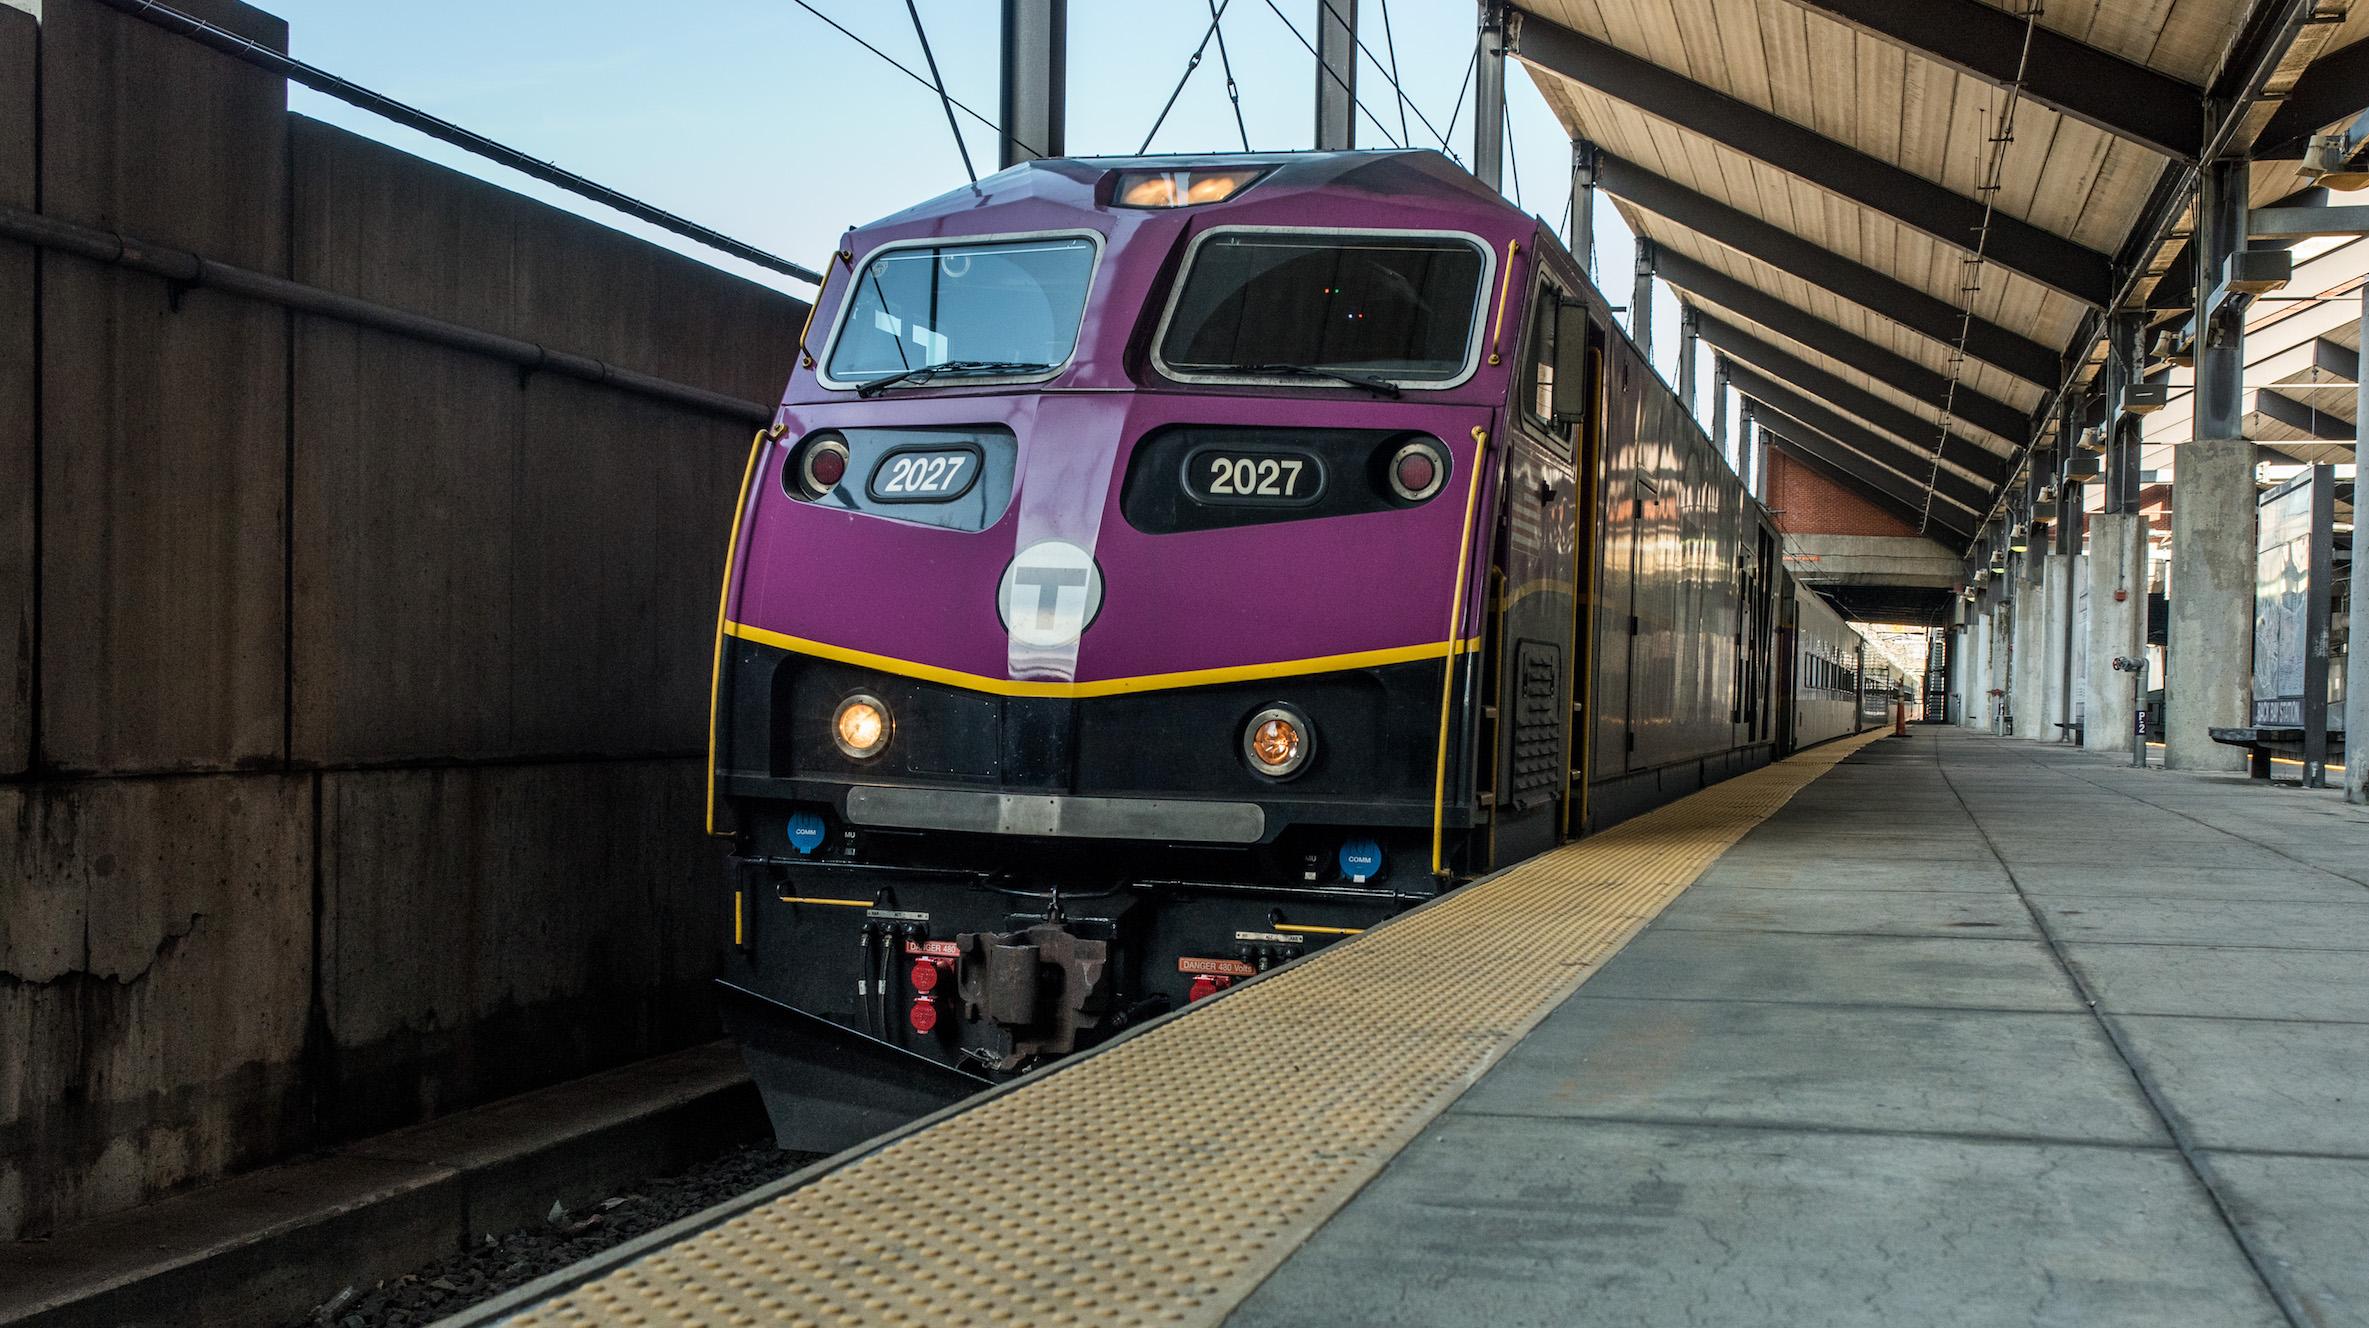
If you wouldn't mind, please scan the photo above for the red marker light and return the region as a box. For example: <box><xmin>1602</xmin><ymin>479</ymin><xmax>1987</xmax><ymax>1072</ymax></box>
<box><xmin>1386</xmin><ymin>440</ymin><xmax>1447</xmax><ymax>502</ymax></box>
<box><xmin>807</xmin><ymin>447</ymin><xmax>846</xmax><ymax>486</ymax></box>
<box><xmin>908</xmin><ymin>996</ymin><xmax>939</xmax><ymax>1034</ymax></box>
<box><xmin>791</xmin><ymin>433</ymin><xmax>851</xmax><ymax>499</ymax></box>
<box><xmin>1395</xmin><ymin>451</ymin><xmax>1436</xmax><ymax>494</ymax></box>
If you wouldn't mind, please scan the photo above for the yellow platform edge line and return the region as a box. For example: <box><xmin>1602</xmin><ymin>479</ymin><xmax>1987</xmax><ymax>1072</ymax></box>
<box><xmin>500</xmin><ymin>730</ymin><xmax>1887</xmax><ymax>1328</ymax></box>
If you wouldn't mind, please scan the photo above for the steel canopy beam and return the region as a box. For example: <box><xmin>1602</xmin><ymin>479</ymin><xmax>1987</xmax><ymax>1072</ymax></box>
<box><xmin>1594</xmin><ymin>153</ymin><xmax>2062</xmax><ymax>387</ymax></box>
<box><xmin>2253</xmin><ymin>389</ymin><xmax>2354</xmax><ymax>440</ymax></box>
<box><xmin>1511</xmin><ymin>9</ymin><xmax>2115</xmax><ymax>305</ymax></box>
<box><xmin>2249</xmin><ymin>205</ymin><xmax>2369</xmax><ymax>239</ymax></box>
<box><xmin>2257</xmin><ymin>36</ymin><xmax>2369</xmax><ymax>156</ymax></box>
<box><xmin>1783</xmin><ymin>0</ymin><xmax>2203</xmax><ymax>160</ymax></box>
<box><xmin>1652</xmin><ymin>246</ymin><xmax>2031</xmax><ymax>444</ymax></box>
<box><xmin>1697</xmin><ymin>312</ymin><xmax>2012</xmax><ymax>485</ymax></box>
<box><xmin>2145</xmin><ymin>186</ymin><xmax>2325</xmax><ymax>311</ymax></box>
<box><xmin>2305</xmin><ymin>338</ymin><xmax>2360</xmax><ymax>384</ymax></box>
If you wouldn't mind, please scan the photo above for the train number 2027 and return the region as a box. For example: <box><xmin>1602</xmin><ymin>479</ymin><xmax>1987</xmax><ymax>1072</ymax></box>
<box><xmin>869</xmin><ymin>446</ymin><xmax>981</xmax><ymax>503</ymax></box>
<box><xmin>1187</xmin><ymin>449</ymin><xmax>1323</xmax><ymax>506</ymax></box>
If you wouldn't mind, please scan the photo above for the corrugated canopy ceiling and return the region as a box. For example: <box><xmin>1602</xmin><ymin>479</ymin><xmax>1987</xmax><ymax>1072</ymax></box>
<box><xmin>1513</xmin><ymin>0</ymin><xmax>2369</xmax><ymax>553</ymax></box>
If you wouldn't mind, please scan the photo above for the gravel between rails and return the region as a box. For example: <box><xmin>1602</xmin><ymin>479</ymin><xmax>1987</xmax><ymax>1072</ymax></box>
<box><xmin>295</xmin><ymin>1142</ymin><xmax>816</xmax><ymax>1328</ymax></box>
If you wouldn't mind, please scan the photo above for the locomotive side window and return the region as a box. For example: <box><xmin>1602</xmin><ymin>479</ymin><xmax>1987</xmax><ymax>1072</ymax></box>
<box><xmin>822</xmin><ymin>234</ymin><xmax>1098</xmax><ymax>389</ymax></box>
<box><xmin>1154</xmin><ymin>230</ymin><xmax>1488</xmax><ymax>388</ymax></box>
<box><xmin>1526</xmin><ymin>294</ymin><xmax>1558</xmax><ymax>425</ymax></box>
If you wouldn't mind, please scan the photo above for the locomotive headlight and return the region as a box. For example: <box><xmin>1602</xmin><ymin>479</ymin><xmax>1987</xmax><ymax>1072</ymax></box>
<box><xmin>1113</xmin><ymin>166</ymin><xmax>1269</xmax><ymax>208</ymax></box>
<box><xmin>1243</xmin><ymin>706</ymin><xmax>1313</xmax><ymax>778</ymax></box>
<box><xmin>833</xmin><ymin>693</ymin><xmax>892</xmax><ymax>760</ymax></box>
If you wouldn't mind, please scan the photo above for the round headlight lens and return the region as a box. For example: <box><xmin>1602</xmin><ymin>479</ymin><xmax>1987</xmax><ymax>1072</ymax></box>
<box><xmin>833</xmin><ymin>694</ymin><xmax>891</xmax><ymax>760</ymax></box>
<box><xmin>1243</xmin><ymin>706</ymin><xmax>1312</xmax><ymax>778</ymax></box>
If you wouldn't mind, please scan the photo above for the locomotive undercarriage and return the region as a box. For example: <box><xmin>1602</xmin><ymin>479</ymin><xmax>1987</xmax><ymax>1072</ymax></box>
<box><xmin>720</xmin><ymin>818</ymin><xmax>1443</xmax><ymax>1151</ymax></box>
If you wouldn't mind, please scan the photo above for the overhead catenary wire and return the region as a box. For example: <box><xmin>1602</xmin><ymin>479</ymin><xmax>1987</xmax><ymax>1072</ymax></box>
<box><xmin>1920</xmin><ymin>4</ymin><xmax>2043</xmax><ymax>537</ymax></box>
<box><xmin>1138</xmin><ymin>0</ymin><xmax>1240</xmax><ymax>155</ymax></box>
<box><xmin>89</xmin><ymin>0</ymin><xmax>822</xmax><ymax>285</ymax></box>
<box><xmin>1377</xmin><ymin>0</ymin><xmax>1412</xmax><ymax>148</ymax></box>
<box><xmin>1312</xmin><ymin>0</ymin><xmax>1459</xmax><ymax>153</ymax></box>
<box><xmin>904</xmin><ymin>0</ymin><xmax>979</xmax><ymax>184</ymax></box>
<box><xmin>1437</xmin><ymin>48</ymin><xmax>1478</xmax><ymax>162</ymax></box>
<box><xmin>1260</xmin><ymin>0</ymin><xmax>1404</xmax><ymax>149</ymax></box>
<box><xmin>786</xmin><ymin>0</ymin><xmax>1042</xmax><ymax>163</ymax></box>
<box><xmin>1502</xmin><ymin>99</ymin><xmax>1523</xmax><ymax>210</ymax></box>
<box><xmin>1208</xmin><ymin>0</ymin><xmax>1254</xmax><ymax>152</ymax></box>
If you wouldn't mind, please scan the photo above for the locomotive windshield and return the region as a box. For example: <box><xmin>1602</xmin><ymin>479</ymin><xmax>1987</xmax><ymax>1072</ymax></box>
<box><xmin>824</xmin><ymin>235</ymin><xmax>1097</xmax><ymax>386</ymax></box>
<box><xmin>1156</xmin><ymin>230</ymin><xmax>1488</xmax><ymax>386</ymax></box>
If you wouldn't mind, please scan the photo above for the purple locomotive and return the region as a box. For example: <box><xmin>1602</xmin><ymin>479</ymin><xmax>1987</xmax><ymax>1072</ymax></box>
<box><xmin>709</xmin><ymin>150</ymin><xmax>1851</xmax><ymax>1149</ymax></box>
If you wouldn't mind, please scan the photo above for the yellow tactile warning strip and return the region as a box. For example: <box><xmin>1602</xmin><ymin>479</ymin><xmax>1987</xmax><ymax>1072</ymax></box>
<box><xmin>504</xmin><ymin>731</ymin><xmax>1885</xmax><ymax>1328</ymax></box>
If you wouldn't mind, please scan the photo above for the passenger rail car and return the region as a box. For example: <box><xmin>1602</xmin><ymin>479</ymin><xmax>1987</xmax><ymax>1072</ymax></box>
<box><xmin>1787</xmin><ymin>585</ymin><xmax>1867</xmax><ymax>750</ymax></box>
<box><xmin>707</xmin><ymin>151</ymin><xmax>1860</xmax><ymax>1149</ymax></box>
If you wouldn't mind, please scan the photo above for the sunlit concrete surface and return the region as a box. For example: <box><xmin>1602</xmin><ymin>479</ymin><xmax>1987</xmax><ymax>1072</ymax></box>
<box><xmin>1231</xmin><ymin>728</ymin><xmax>2369</xmax><ymax>1328</ymax></box>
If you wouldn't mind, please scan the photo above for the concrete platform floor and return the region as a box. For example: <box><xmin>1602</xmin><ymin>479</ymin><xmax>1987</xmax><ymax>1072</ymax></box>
<box><xmin>1229</xmin><ymin>728</ymin><xmax>2369</xmax><ymax>1328</ymax></box>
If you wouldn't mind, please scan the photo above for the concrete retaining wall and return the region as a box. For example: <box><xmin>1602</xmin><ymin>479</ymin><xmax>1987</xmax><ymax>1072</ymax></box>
<box><xmin>0</xmin><ymin>0</ymin><xmax>805</xmax><ymax>1238</ymax></box>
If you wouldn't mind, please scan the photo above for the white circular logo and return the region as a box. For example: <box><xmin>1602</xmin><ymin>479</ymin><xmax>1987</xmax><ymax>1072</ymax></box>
<box><xmin>997</xmin><ymin>540</ymin><xmax>1104</xmax><ymax>648</ymax></box>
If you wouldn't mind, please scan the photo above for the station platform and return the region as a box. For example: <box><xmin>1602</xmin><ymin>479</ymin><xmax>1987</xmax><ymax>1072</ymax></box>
<box><xmin>452</xmin><ymin>729</ymin><xmax>2369</xmax><ymax>1328</ymax></box>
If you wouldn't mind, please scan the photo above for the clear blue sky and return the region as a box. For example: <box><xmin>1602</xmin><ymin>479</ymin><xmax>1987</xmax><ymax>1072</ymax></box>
<box><xmin>264</xmin><ymin>0</ymin><xmax>1711</xmax><ymax>429</ymax></box>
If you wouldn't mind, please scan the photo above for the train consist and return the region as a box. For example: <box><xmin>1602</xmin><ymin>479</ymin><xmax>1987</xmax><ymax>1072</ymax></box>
<box><xmin>707</xmin><ymin>150</ymin><xmax>1884</xmax><ymax>1147</ymax></box>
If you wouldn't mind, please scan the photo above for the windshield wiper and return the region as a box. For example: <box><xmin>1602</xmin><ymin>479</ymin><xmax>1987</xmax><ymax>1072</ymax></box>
<box><xmin>853</xmin><ymin>359</ymin><xmax>1055</xmax><ymax>397</ymax></box>
<box><xmin>1212</xmin><ymin>362</ymin><xmax>1403</xmax><ymax>398</ymax></box>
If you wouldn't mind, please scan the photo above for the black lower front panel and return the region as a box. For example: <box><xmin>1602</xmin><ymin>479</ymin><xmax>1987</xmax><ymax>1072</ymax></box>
<box><xmin>720</xmin><ymin>842</ymin><xmax>1428</xmax><ymax>1151</ymax></box>
<box><xmin>713</xmin><ymin>646</ymin><xmax>1474</xmax><ymax>1149</ymax></box>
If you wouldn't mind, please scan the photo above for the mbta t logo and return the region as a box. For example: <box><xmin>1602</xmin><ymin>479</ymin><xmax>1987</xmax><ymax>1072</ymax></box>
<box><xmin>997</xmin><ymin>540</ymin><xmax>1104</xmax><ymax>648</ymax></box>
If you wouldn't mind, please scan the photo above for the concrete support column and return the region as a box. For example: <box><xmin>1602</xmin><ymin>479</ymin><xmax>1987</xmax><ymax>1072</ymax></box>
<box><xmin>2014</xmin><ymin>555</ymin><xmax>2055</xmax><ymax>741</ymax></box>
<box><xmin>1948</xmin><ymin>621</ymin><xmax>1968</xmax><ymax>726</ymax></box>
<box><xmin>2167</xmin><ymin>159</ymin><xmax>2252</xmax><ymax>771</ymax></box>
<box><xmin>2037</xmin><ymin>546</ymin><xmax>2075</xmax><ymax>733</ymax></box>
<box><xmin>2061</xmin><ymin>549</ymin><xmax>2085</xmax><ymax>735</ymax></box>
<box><xmin>2349</xmin><ymin>283</ymin><xmax>2368</xmax><ymax>804</ymax></box>
<box><xmin>2085</xmin><ymin>513</ymin><xmax>2149</xmax><ymax>754</ymax></box>
<box><xmin>1990</xmin><ymin>601</ymin><xmax>2012</xmax><ymax>733</ymax></box>
<box><xmin>2165</xmin><ymin>438</ymin><xmax>2254</xmax><ymax>769</ymax></box>
<box><xmin>1961</xmin><ymin>612</ymin><xmax>1988</xmax><ymax>730</ymax></box>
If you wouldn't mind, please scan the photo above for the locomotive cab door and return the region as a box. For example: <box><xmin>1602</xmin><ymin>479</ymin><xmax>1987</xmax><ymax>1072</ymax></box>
<box><xmin>1476</xmin><ymin>277</ymin><xmax>1592</xmax><ymax>868</ymax></box>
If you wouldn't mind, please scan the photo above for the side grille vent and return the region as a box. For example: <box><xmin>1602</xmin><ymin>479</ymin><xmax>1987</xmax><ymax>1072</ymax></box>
<box><xmin>1511</xmin><ymin>641</ymin><xmax>1562</xmax><ymax>809</ymax></box>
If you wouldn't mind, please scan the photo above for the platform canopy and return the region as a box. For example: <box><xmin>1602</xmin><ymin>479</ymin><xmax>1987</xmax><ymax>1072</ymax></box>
<box><xmin>1512</xmin><ymin>0</ymin><xmax>2369</xmax><ymax>551</ymax></box>
<box><xmin>2136</xmin><ymin>229</ymin><xmax>2363</xmax><ymax>481</ymax></box>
